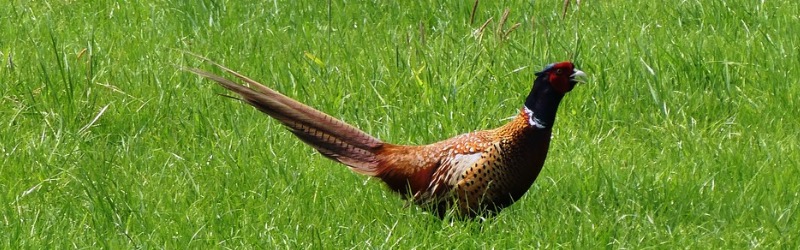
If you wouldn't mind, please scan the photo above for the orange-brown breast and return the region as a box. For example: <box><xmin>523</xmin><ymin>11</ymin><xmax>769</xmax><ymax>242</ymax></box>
<box><xmin>453</xmin><ymin>129</ymin><xmax>551</xmax><ymax>215</ymax></box>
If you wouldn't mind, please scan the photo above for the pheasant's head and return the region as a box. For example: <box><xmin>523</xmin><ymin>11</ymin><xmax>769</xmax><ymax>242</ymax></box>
<box><xmin>523</xmin><ymin>62</ymin><xmax>587</xmax><ymax>128</ymax></box>
<box><xmin>534</xmin><ymin>62</ymin><xmax>587</xmax><ymax>94</ymax></box>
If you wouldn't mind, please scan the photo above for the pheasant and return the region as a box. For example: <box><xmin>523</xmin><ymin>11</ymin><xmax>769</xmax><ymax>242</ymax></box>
<box><xmin>188</xmin><ymin>60</ymin><xmax>587</xmax><ymax>218</ymax></box>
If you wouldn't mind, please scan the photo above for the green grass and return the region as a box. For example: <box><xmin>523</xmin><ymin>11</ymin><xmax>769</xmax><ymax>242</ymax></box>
<box><xmin>2</xmin><ymin>0</ymin><xmax>799</xmax><ymax>248</ymax></box>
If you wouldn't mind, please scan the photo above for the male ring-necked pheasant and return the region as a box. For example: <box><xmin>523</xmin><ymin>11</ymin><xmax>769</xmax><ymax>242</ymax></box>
<box><xmin>188</xmin><ymin>60</ymin><xmax>586</xmax><ymax>218</ymax></box>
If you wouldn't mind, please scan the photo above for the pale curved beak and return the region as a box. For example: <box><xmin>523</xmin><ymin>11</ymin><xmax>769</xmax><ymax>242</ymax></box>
<box><xmin>570</xmin><ymin>69</ymin><xmax>587</xmax><ymax>84</ymax></box>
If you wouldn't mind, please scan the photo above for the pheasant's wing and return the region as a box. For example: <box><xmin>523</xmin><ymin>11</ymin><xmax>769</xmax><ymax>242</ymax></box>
<box><xmin>412</xmin><ymin>131</ymin><xmax>496</xmax><ymax>206</ymax></box>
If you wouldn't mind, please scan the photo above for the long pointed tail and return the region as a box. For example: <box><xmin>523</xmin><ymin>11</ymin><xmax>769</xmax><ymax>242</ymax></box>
<box><xmin>187</xmin><ymin>62</ymin><xmax>384</xmax><ymax>176</ymax></box>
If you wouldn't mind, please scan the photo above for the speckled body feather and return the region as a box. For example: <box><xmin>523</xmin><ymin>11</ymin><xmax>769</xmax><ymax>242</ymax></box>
<box><xmin>377</xmin><ymin>111</ymin><xmax>551</xmax><ymax>217</ymax></box>
<box><xmin>188</xmin><ymin>59</ymin><xmax>585</xmax><ymax>218</ymax></box>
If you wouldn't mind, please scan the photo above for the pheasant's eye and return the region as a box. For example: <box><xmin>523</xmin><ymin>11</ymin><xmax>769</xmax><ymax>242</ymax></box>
<box><xmin>555</xmin><ymin>69</ymin><xmax>563</xmax><ymax>74</ymax></box>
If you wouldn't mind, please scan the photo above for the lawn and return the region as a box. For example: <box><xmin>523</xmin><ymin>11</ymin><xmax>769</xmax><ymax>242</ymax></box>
<box><xmin>2</xmin><ymin>0</ymin><xmax>798</xmax><ymax>248</ymax></box>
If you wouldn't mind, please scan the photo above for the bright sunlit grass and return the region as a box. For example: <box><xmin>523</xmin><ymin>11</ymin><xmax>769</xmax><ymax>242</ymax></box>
<box><xmin>1</xmin><ymin>0</ymin><xmax>798</xmax><ymax>248</ymax></box>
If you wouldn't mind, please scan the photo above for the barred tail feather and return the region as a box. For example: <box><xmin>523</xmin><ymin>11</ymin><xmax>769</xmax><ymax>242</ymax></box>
<box><xmin>187</xmin><ymin>65</ymin><xmax>384</xmax><ymax>176</ymax></box>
